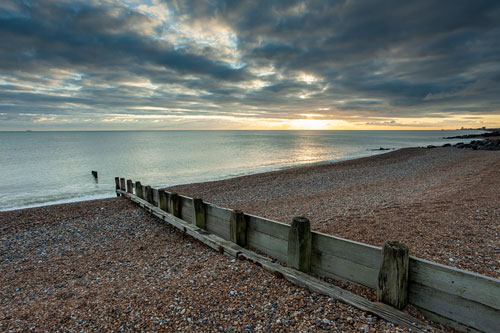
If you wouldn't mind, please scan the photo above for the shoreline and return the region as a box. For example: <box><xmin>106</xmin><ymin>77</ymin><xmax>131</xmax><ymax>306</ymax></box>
<box><xmin>0</xmin><ymin>192</ymin><xmax>115</xmax><ymax>212</ymax></box>
<box><xmin>3</xmin><ymin>146</ymin><xmax>499</xmax><ymax>279</ymax></box>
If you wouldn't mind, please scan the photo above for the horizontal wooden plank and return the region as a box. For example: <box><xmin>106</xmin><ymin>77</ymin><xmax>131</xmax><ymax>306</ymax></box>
<box><xmin>311</xmin><ymin>250</ymin><xmax>379</xmax><ymax>288</ymax></box>
<box><xmin>416</xmin><ymin>307</ymin><xmax>481</xmax><ymax>333</ymax></box>
<box><xmin>206</xmin><ymin>204</ymin><xmax>232</xmax><ymax>221</ymax></box>
<box><xmin>180</xmin><ymin>195</ymin><xmax>193</xmax><ymax>209</ymax></box>
<box><xmin>409</xmin><ymin>257</ymin><xmax>500</xmax><ymax>311</ymax></box>
<box><xmin>409</xmin><ymin>282</ymin><xmax>498</xmax><ymax>333</ymax></box>
<box><xmin>246</xmin><ymin>214</ymin><xmax>289</xmax><ymax>241</ymax></box>
<box><xmin>247</xmin><ymin>229</ymin><xmax>288</xmax><ymax>263</ymax></box>
<box><xmin>179</xmin><ymin>196</ymin><xmax>193</xmax><ymax>224</ymax></box>
<box><xmin>312</xmin><ymin>232</ymin><xmax>382</xmax><ymax>270</ymax></box>
<box><xmin>206</xmin><ymin>215</ymin><xmax>230</xmax><ymax>240</ymax></box>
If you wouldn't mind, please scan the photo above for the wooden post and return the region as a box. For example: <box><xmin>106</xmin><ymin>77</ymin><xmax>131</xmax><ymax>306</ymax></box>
<box><xmin>145</xmin><ymin>185</ymin><xmax>153</xmax><ymax>204</ymax></box>
<box><xmin>170</xmin><ymin>193</ymin><xmax>181</xmax><ymax>218</ymax></box>
<box><xmin>135</xmin><ymin>181</ymin><xmax>142</xmax><ymax>199</ymax></box>
<box><xmin>193</xmin><ymin>198</ymin><xmax>206</xmax><ymax>229</ymax></box>
<box><xmin>114</xmin><ymin>177</ymin><xmax>120</xmax><ymax>197</ymax></box>
<box><xmin>126</xmin><ymin>179</ymin><xmax>133</xmax><ymax>193</ymax></box>
<box><xmin>230</xmin><ymin>210</ymin><xmax>247</xmax><ymax>247</ymax></box>
<box><xmin>377</xmin><ymin>241</ymin><xmax>409</xmax><ymax>310</ymax></box>
<box><xmin>120</xmin><ymin>178</ymin><xmax>126</xmax><ymax>192</ymax></box>
<box><xmin>288</xmin><ymin>216</ymin><xmax>312</xmax><ymax>273</ymax></box>
<box><xmin>159</xmin><ymin>190</ymin><xmax>169</xmax><ymax>212</ymax></box>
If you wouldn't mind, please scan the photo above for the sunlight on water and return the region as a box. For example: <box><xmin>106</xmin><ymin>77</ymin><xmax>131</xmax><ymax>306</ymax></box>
<box><xmin>0</xmin><ymin>130</ymin><xmax>482</xmax><ymax>211</ymax></box>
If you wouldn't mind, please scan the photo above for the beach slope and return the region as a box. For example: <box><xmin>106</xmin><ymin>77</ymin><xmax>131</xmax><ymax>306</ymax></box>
<box><xmin>168</xmin><ymin>147</ymin><xmax>500</xmax><ymax>278</ymax></box>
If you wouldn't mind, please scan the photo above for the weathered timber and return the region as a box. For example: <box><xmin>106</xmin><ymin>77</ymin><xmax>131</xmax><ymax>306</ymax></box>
<box><xmin>116</xmin><ymin>189</ymin><xmax>432</xmax><ymax>333</ymax></box>
<box><xmin>179</xmin><ymin>196</ymin><xmax>194</xmax><ymax>223</ymax></box>
<box><xmin>193</xmin><ymin>198</ymin><xmax>206</xmax><ymax>229</ymax></box>
<box><xmin>230</xmin><ymin>210</ymin><xmax>247</xmax><ymax>247</ymax></box>
<box><xmin>312</xmin><ymin>232</ymin><xmax>381</xmax><ymax>270</ymax></box>
<box><xmin>288</xmin><ymin>216</ymin><xmax>312</xmax><ymax>273</ymax></box>
<box><xmin>126</xmin><ymin>179</ymin><xmax>133</xmax><ymax>193</ymax></box>
<box><xmin>410</xmin><ymin>282</ymin><xmax>497</xmax><ymax>332</ymax></box>
<box><xmin>408</xmin><ymin>257</ymin><xmax>500</xmax><ymax>333</ymax></box>
<box><xmin>159</xmin><ymin>189</ymin><xmax>168</xmax><ymax>212</ymax></box>
<box><xmin>409</xmin><ymin>257</ymin><xmax>500</xmax><ymax>311</ymax></box>
<box><xmin>135</xmin><ymin>181</ymin><xmax>143</xmax><ymax>199</ymax></box>
<box><xmin>120</xmin><ymin>178</ymin><xmax>126</xmax><ymax>192</ymax></box>
<box><xmin>311</xmin><ymin>251</ymin><xmax>378</xmax><ymax>288</ymax></box>
<box><xmin>247</xmin><ymin>229</ymin><xmax>288</xmax><ymax>263</ymax></box>
<box><xmin>152</xmin><ymin>188</ymin><xmax>159</xmax><ymax>207</ymax></box>
<box><xmin>145</xmin><ymin>186</ymin><xmax>153</xmax><ymax>204</ymax></box>
<box><xmin>114</xmin><ymin>177</ymin><xmax>120</xmax><ymax>196</ymax></box>
<box><xmin>205</xmin><ymin>214</ymin><xmax>230</xmax><ymax>240</ymax></box>
<box><xmin>91</xmin><ymin>170</ymin><xmax>98</xmax><ymax>179</ymax></box>
<box><xmin>205</xmin><ymin>203</ymin><xmax>233</xmax><ymax>220</ymax></box>
<box><xmin>169</xmin><ymin>193</ymin><xmax>181</xmax><ymax>218</ymax></box>
<box><xmin>246</xmin><ymin>214</ymin><xmax>289</xmax><ymax>241</ymax></box>
<box><xmin>377</xmin><ymin>241</ymin><xmax>409</xmax><ymax>310</ymax></box>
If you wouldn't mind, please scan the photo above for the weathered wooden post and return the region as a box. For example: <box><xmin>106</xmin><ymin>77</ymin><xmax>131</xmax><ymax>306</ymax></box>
<box><xmin>114</xmin><ymin>177</ymin><xmax>120</xmax><ymax>197</ymax></box>
<box><xmin>287</xmin><ymin>216</ymin><xmax>312</xmax><ymax>273</ymax></box>
<box><xmin>145</xmin><ymin>185</ymin><xmax>153</xmax><ymax>204</ymax></box>
<box><xmin>193</xmin><ymin>198</ymin><xmax>206</xmax><ymax>229</ymax></box>
<box><xmin>230</xmin><ymin>210</ymin><xmax>247</xmax><ymax>247</ymax></box>
<box><xmin>170</xmin><ymin>193</ymin><xmax>181</xmax><ymax>218</ymax></box>
<box><xmin>135</xmin><ymin>181</ymin><xmax>143</xmax><ymax>199</ymax></box>
<box><xmin>120</xmin><ymin>178</ymin><xmax>126</xmax><ymax>192</ymax></box>
<box><xmin>377</xmin><ymin>241</ymin><xmax>409</xmax><ymax>310</ymax></box>
<box><xmin>126</xmin><ymin>179</ymin><xmax>133</xmax><ymax>194</ymax></box>
<box><xmin>159</xmin><ymin>190</ymin><xmax>168</xmax><ymax>212</ymax></box>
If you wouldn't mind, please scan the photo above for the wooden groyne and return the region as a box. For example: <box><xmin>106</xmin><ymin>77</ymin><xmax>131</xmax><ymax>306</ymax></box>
<box><xmin>115</xmin><ymin>177</ymin><xmax>500</xmax><ymax>333</ymax></box>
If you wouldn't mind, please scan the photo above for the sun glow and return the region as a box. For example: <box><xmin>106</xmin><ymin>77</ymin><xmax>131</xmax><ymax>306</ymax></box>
<box><xmin>288</xmin><ymin>119</ymin><xmax>335</xmax><ymax>130</ymax></box>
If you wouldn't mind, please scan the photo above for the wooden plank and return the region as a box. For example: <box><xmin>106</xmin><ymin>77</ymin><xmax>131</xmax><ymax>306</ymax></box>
<box><xmin>311</xmin><ymin>250</ymin><xmax>379</xmax><ymax>289</ymax></box>
<box><xmin>312</xmin><ymin>232</ymin><xmax>382</xmax><ymax>270</ymax></box>
<box><xmin>152</xmin><ymin>188</ymin><xmax>159</xmax><ymax>207</ymax></box>
<box><xmin>409</xmin><ymin>257</ymin><xmax>500</xmax><ymax>311</ymax></box>
<box><xmin>205</xmin><ymin>203</ymin><xmax>232</xmax><ymax>221</ymax></box>
<box><xmin>416</xmin><ymin>307</ymin><xmax>481</xmax><ymax>333</ymax></box>
<box><xmin>180</xmin><ymin>196</ymin><xmax>193</xmax><ymax>223</ymax></box>
<box><xmin>246</xmin><ymin>214</ymin><xmax>289</xmax><ymax>240</ymax></box>
<box><xmin>193</xmin><ymin>198</ymin><xmax>206</xmax><ymax>229</ymax></box>
<box><xmin>116</xmin><ymin>189</ymin><xmax>433</xmax><ymax>333</ymax></box>
<box><xmin>409</xmin><ymin>282</ymin><xmax>498</xmax><ymax>333</ymax></box>
<box><xmin>206</xmin><ymin>215</ymin><xmax>230</xmax><ymax>240</ymax></box>
<box><xmin>247</xmin><ymin>229</ymin><xmax>288</xmax><ymax>263</ymax></box>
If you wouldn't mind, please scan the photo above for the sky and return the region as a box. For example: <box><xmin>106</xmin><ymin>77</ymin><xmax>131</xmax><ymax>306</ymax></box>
<box><xmin>1</xmin><ymin>0</ymin><xmax>500</xmax><ymax>130</ymax></box>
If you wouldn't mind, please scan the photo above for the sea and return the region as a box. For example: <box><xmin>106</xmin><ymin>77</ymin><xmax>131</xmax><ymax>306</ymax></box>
<box><xmin>0</xmin><ymin>130</ymin><xmax>482</xmax><ymax>211</ymax></box>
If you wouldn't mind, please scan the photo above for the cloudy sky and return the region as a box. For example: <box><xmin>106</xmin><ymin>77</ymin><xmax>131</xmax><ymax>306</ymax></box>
<box><xmin>1</xmin><ymin>0</ymin><xmax>499</xmax><ymax>130</ymax></box>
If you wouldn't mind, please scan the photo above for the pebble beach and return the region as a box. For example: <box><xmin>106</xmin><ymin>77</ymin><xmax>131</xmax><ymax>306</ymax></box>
<box><xmin>1</xmin><ymin>198</ymin><xmax>408</xmax><ymax>331</ymax></box>
<box><xmin>1</xmin><ymin>147</ymin><xmax>498</xmax><ymax>331</ymax></box>
<box><xmin>170</xmin><ymin>147</ymin><xmax>500</xmax><ymax>279</ymax></box>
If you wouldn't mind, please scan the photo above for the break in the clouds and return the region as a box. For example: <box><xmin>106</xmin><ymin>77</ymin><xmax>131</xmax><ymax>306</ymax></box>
<box><xmin>1</xmin><ymin>0</ymin><xmax>499</xmax><ymax>130</ymax></box>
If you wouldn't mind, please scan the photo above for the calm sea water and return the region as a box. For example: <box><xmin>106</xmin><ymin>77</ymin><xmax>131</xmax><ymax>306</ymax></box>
<box><xmin>0</xmin><ymin>130</ymin><xmax>481</xmax><ymax>211</ymax></box>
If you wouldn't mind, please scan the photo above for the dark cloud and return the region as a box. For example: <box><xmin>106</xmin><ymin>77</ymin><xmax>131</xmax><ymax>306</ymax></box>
<box><xmin>0</xmin><ymin>0</ymin><xmax>499</xmax><ymax>129</ymax></box>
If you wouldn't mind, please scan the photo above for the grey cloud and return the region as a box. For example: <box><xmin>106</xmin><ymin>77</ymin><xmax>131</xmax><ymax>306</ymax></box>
<box><xmin>1</xmin><ymin>0</ymin><xmax>500</xmax><ymax>129</ymax></box>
